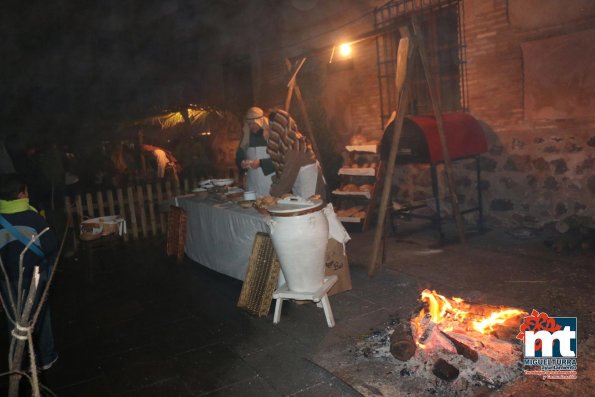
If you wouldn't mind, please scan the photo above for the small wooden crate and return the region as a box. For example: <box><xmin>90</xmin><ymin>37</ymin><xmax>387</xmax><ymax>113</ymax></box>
<box><xmin>166</xmin><ymin>206</ymin><xmax>187</xmax><ymax>262</ymax></box>
<box><xmin>237</xmin><ymin>232</ymin><xmax>281</xmax><ymax>317</ymax></box>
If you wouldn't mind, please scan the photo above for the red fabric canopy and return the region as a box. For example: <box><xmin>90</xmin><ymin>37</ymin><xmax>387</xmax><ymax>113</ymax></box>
<box><xmin>406</xmin><ymin>113</ymin><xmax>487</xmax><ymax>162</ymax></box>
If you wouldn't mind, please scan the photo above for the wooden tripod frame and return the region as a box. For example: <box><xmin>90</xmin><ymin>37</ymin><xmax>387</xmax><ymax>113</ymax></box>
<box><xmin>368</xmin><ymin>17</ymin><xmax>466</xmax><ymax>276</ymax></box>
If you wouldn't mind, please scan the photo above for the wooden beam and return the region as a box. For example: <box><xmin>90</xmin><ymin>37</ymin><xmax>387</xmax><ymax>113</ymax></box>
<box><xmin>284</xmin><ymin>58</ymin><xmax>305</xmax><ymax>112</ymax></box>
<box><xmin>368</xmin><ymin>33</ymin><xmax>417</xmax><ymax>275</ymax></box>
<box><xmin>412</xmin><ymin>16</ymin><xmax>465</xmax><ymax>243</ymax></box>
<box><xmin>283</xmin><ymin>57</ymin><xmax>325</xmax><ymax>186</ymax></box>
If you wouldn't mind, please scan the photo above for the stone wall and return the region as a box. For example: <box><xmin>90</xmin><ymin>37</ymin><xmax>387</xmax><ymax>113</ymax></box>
<box><xmin>460</xmin><ymin>0</ymin><xmax>595</xmax><ymax>227</ymax></box>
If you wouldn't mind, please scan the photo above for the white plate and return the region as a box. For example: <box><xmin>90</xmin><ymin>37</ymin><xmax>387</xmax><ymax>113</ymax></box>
<box><xmin>212</xmin><ymin>178</ymin><xmax>234</xmax><ymax>187</ymax></box>
<box><xmin>192</xmin><ymin>187</ymin><xmax>207</xmax><ymax>192</ymax></box>
<box><xmin>226</xmin><ymin>187</ymin><xmax>244</xmax><ymax>194</ymax></box>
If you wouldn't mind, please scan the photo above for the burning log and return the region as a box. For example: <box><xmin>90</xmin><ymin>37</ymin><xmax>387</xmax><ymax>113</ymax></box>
<box><xmin>390</xmin><ymin>321</ymin><xmax>416</xmax><ymax>361</ymax></box>
<box><xmin>418</xmin><ymin>313</ymin><xmax>435</xmax><ymax>345</ymax></box>
<box><xmin>415</xmin><ymin>290</ymin><xmax>526</xmax><ymax>336</ymax></box>
<box><xmin>439</xmin><ymin>330</ymin><xmax>478</xmax><ymax>362</ymax></box>
<box><xmin>432</xmin><ymin>358</ymin><xmax>459</xmax><ymax>381</ymax></box>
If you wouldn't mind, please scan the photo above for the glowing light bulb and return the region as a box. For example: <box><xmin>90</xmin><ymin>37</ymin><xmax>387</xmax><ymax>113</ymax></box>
<box><xmin>339</xmin><ymin>43</ymin><xmax>352</xmax><ymax>57</ymax></box>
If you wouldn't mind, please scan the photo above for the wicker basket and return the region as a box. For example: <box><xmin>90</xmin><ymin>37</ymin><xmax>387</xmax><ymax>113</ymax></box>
<box><xmin>80</xmin><ymin>221</ymin><xmax>103</xmax><ymax>241</ymax></box>
<box><xmin>80</xmin><ymin>216</ymin><xmax>125</xmax><ymax>241</ymax></box>
<box><xmin>101</xmin><ymin>222</ymin><xmax>120</xmax><ymax>236</ymax></box>
<box><xmin>166</xmin><ymin>206</ymin><xmax>187</xmax><ymax>262</ymax></box>
<box><xmin>237</xmin><ymin>232</ymin><xmax>281</xmax><ymax>317</ymax></box>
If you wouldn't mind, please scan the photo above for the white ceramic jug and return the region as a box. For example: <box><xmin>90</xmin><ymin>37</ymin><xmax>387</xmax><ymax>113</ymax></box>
<box><xmin>268</xmin><ymin>197</ymin><xmax>328</xmax><ymax>292</ymax></box>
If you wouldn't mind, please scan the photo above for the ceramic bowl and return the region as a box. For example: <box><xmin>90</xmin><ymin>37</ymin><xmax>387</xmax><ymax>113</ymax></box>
<box><xmin>243</xmin><ymin>191</ymin><xmax>256</xmax><ymax>201</ymax></box>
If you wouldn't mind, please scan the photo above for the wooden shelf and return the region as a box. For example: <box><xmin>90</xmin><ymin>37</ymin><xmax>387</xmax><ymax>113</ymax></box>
<box><xmin>338</xmin><ymin>216</ymin><xmax>364</xmax><ymax>223</ymax></box>
<box><xmin>334</xmin><ymin>145</ymin><xmax>384</xmax><ymax>231</ymax></box>
<box><xmin>338</xmin><ymin>167</ymin><xmax>376</xmax><ymax>176</ymax></box>
<box><xmin>345</xmin><ymin>144</ymin><xmax>378</xmax><ymax>153</ymax></box>
<box><xmin>332</xmin><ymin>190</ymin><xmax>372</xmax><ymax>199</ymax></box>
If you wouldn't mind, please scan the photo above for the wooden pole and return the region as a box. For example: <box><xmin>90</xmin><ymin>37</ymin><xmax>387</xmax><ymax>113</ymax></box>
<box><xmin>283</xmin><ymin>57</ymin><xmax>326</xmax><ymax>189</ymax></box>
<box><xmin>85</xmin><ymin>193</ymin><xmax>94</xmax><ymax>218</ymax></box>
<box><xmin>127</xmin><ymin>186</ymin><xmax>138</xmax><ymax>240</ymax></box>
<box><xmin>412</xmin><ymin>16</ymin><xmax>465</xmax><ymax>243</ymax></box>
<box><xmin>284</xmin><ymin>57</ymin><xmax>307</xmax><ymax>112</ymax></box>
<box><xmin>96</xmin><ymin>191</ymin><xmax>105</xmax><ymax>217</ymax></box>
<box><xmin>146</xmin><ymin>184</ymin><xmax>157</xmax><ymax>236</ymax></box>
<box><xmin>116</xmin><ymin>188</ymin><xmax>129</xmax><ymax>242</ymax></box>
<box><xmin>368</xmin><ymin>32</ymin><xmax>416</xmax><ymax>276</ymax></box>
<box><xmin>137</xmin><ymin>185</ymin><xmax>148</xmax><ymax>238</ymax></box>
<box><xmin>155</xmin><ymin>182</ymin><xmax>166</xmax><ymax>234</ymax></box>
<box><xmin>285</xmin><ymin>75</ymin><xmax>296</xmax><ymax>112</ymax></box>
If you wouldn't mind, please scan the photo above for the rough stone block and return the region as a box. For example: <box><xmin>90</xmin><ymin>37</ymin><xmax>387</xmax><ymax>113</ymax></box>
<box><xmin>576</xmin><ymin>158</ymin><xmax>594</xmax><ymax>174</ymax></box>
<box><xmin>478</xmin><ymin>156</ymin><xmax>498</xmax><ymax>172</ymax></box>
<box><xmin>532</xmin><ymin>158</ymin><xmax>550</xmax><ymax>172</ymax></box>
<box><xmin>555</xmin><ymin>202</ymin><xmax>568</xmax><ymax>217</ymax></box>
<box><xmin>490</xmin><ymin>199</ymin><xmax>514</xmax><ymax>211</ymax></box>
<box><xmin>588</xmin><ymin>175</ymin><xmax>595</xmax><ymax>195</ymax></box>
<box><xmin>489</xmin><ymin>145</ymin><xmax>504</xmax><ymax>156</ymax></box>
<box><xmin>564</xmin><ymin>142</ymin><xmax>582</xmax><ymax>153</ymax></box>
<box><xmin>550</xmin><ymin>159</ymin><xmax>568</xmax><ymax>174</ymax></box>
<box><xmin>456</xmin><ymin>176</ymin><xmax>472</xmax><ymax>187</ymax></box>
<box><xmin>504</xmin><ymin>155</ymin><xmax>532</xmax><ymax>172</ymax></box>
<box><xmin>543</xmin><ymin>176</ymin><xmax>560</xmax><ymax>191</ymax></box>
<box><xmin>499</xmin><ymin>177</ymin><xmax>516</xmax><ymax>189</ymax></box>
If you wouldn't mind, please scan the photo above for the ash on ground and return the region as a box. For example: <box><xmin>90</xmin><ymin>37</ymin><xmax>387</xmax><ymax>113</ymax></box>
<box><xmin>350</xmin><ymin>319</ymin><xmax>524</xmax><ymax>397</ymax></box>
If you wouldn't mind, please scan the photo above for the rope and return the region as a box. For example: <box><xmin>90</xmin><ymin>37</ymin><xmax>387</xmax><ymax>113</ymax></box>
<box><xmin>10</xmin><ymin>323</ymin><xmax>31</xmax><ymax>341</ymax></box>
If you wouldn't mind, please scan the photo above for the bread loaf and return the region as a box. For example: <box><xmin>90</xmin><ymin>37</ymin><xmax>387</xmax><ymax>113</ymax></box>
<box><xmin>342</xmin><ymin>183</ymin><xmax>359</xmax><ymax>192</ymax></box>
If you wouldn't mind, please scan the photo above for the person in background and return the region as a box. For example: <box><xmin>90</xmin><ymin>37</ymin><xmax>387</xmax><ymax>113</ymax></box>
<box><xmin>267</xmin><ymin>109</ymin><xmax>326</xmax><ymax>201</ymax></box>
<box><xmin>0</xmin><ymin>173</ymin><xmax>59</xmax><ymax>372</ymax></box>
<box><xmin>141</xmin><ymin>144</ymin><xmax>182</xmax><ymax>184</ymax></box>
<box><xmin>235</xmin><ymin>107</ymin><xmax>275</xmax><ymax>196</ymax></box>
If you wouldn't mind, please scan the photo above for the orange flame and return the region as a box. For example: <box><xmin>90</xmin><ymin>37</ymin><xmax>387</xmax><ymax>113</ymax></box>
<box><xmin>416</xmin><ymin>289</ymin><xmax>525</xmax><ymax>335</ymax></box>
<box><xmin>418</xmin><ymin>289</ymin><xmax>468</xmax><ymax>325</ymax></box>
<box><xmin>472</xmin><ymin>309</ymin><xmax>525</xmax><ymax>334</ymax></box>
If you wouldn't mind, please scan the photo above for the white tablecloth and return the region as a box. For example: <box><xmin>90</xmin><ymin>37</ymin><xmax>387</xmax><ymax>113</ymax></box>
<box><xmin>177</xmin><ymin>196</ymin><xmax>270</xmax><ymax>281</ymax></box>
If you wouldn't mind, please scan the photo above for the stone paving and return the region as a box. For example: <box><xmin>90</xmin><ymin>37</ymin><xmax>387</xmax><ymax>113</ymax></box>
<box><xmin>0</xmin><ymin>219</ymin><xmax>592</xmax><ymax>396</ymax></box>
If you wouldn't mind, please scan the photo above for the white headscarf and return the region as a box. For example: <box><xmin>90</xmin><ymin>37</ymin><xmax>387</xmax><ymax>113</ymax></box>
<box><xmin>239</xmin><ymin>107</ymin><xmax>269</xmax><ymax>150</ymax></box>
